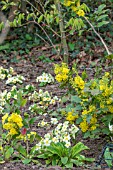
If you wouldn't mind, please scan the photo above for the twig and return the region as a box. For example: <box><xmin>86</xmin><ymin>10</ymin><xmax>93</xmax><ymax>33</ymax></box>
<box><xmin>84</xmin><ymin>17</ymin><xmax>111</xmax><ymax>55</ymax></box>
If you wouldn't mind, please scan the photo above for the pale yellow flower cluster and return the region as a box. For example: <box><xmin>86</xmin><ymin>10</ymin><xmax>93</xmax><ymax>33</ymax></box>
<box><xmin>71</xmin><ymin>75</ymin><xmax>85</xmax><ymax>91</ymax></box>
<box><xmin>54</xmin><ymin>63</ymin><xmax>70</xmax><ymax>83</ymax></box>
<box><xmin>2</xmin><ymin>113</ymin><xmax>23</xmax><ymax>136</ymax></box>
<box><xmin>63</xmin><ymin>0</ymin><xmax>85</xmax><ymax>17</ymax></box>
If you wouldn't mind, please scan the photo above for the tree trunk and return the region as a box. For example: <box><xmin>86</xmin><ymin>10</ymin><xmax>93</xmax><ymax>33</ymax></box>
<box><xmin>54</xmin><ymin>0</ymin><xmax>69</xmax><ymax>64</ymax></box>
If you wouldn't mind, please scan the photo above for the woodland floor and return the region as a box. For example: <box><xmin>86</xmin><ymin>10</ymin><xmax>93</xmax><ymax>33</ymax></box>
<box><xmin>0</xmin><ymin>48</ymin><xmax>112</xmax><ymax>170</ymax></box>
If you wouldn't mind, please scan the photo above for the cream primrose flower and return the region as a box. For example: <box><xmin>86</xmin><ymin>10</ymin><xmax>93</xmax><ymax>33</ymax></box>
<box><xmin>54</xmin><ymin>129</ymin><xmax>60</xmax><ymax>135</ymax></box>
<box><xmin>41</xmin><ymin>73</ymin><xmax>49</xmax><ymax>83</ymax></box>
<box><xmin>50</xmin><ymin>99</ymin><xmax>56</xmax><ymax>105</ymax></box>
<box><xmin>6</xmin><ymin>75</ymin><xmax>25</xmax><ymax>84</ymax></box>
<box><xmin>56</xmin><ymin>123</ymin><xmax>62</xmax><ymax>130</ymax></box>
<box><xmin>44</xmin><ymin>133</ymin><xmax>51</xmax><ymax>139</ymax></box>
<box><xmin>7</xmin><ymin>92</ymin><xmax>11</xmax><ymax>100</ymax></box>
<box><xmin>37</xmin><ymin>76</ymin><xmax>43</xmax><ymax>82</ymax></box>
<box><xmin>11</xmin><ymin>85</ymin><xmax>17</xmax><ymax>91</ymax></box>
<box><xmin>69</xmin><ymin>124</ymin><xmax>79</xmax><ymax>133</ymax></box>
<box><xmin>53</xmin><ymin>96</ymin><xmax>59</xmax><ymax>100</ymax></box>
<box><xmin>37</xmin><ymin>73</ymin><xmax>54</xmax><ymax>83</ymax></box>
<box><xmin>13</xmin><ymin>95</ymin><xmax>17</xmax><ymax>100</ymax></box>
<box><xmin>109</xmin><ymin>123</ymin><xmax>113</xmax><ymax>141</ymax></box>
<box><xmin>0</xmin><ymin>74</ymin><xmax>6</xmax><ymax>79</ymax></box>
<box><xmin>40</xmin><ymin>120</ymin><xmax>48</xmax><ymax>127</ymax></box>
<box><xmin>65</xmin><ymin>141</ymin><xmax>71</xmax><ymax>148</ymax></box>
<box><xmin>25</xmin><ymin>85</ymin><xmax>30</xmax><ymax>89</ymax></box>
<box><xmin>44</xmin><ymin>138</ymin><xmax>51</xmax><ymax>146</ymax></box>
<box><xmin>7</xmin><ymin>74</ymin><xmax>12</xmax><ymax>78</ymax></box>
<box><xmin>63</xmin><ymin>134</ymin><xmax>71</xmax><ymax>142</ymax></box>
<box><xmin>36</xmin><ymin>142</ymin><xmax>42</xmax><ymax>150</ymax></box>
<box><xmin>43</xmin><ymin>97</ymin><xmax>48</xmax><ymax>102</ymax></box>
<box><xmin>51</xmin><ymin>118</ymin><xmax>58</xmax><ymax>125</ymax></box>
<box><xmin>109</xmin><ymin>123</ymin><xmax>113</xmax><ymax>132</ymax></box>
<box><xmin>9</xmin><ymin>67</ymin><xmax>14</xmax><ymax>74</ymax></box>
<box><xmin>0</xmin><ymin>99</ymin><xmax>5</xmax><ymax>106</ymax></box>
<box><xmin>52</xmin><ymin>137</ymin><xmax>59</xmax><ymax>143</ymax></box>
<box><xmin>0</xmin><ymin>106</ymin><xmax>4</xmax><ymax>113</ymax></box>
<box><xmin>44</xmin><ymin>91</ymin><xmax>50</xmax><ymax>96</ymax></box>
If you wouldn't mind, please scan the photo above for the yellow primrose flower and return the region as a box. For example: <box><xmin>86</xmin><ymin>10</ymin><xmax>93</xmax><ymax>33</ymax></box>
<box><xmin>105</xmin><ymin>72</ymin><xmax>110</xmax><ymax>77</ymax></box>
<box><xmin>100</xmin><ymin>102</ymin><xmax>105</xmax><ymax>109</ymax></box>
<box><xmin>82</xmin><ymin>110</ymin><xmax>88</xmax><ymax>115</ymax></box>
<box><xmin>108</xmin><ymin>105</ymin><xmax>113</xmax><ymax>113</ymax></box>
<box><xmin>62</xmin><ymin>67</ymin><xmax>69</xmax><ymax>74</ymax></box>
<box><xmin>71</xmin><ymin>6</ymin><xmax>77</xmax><ymax>12</ymax></box>
<box><xmin>89</xmin><ymin>105</ymin><xmax>96</xmax><ymax>112</ymax></box>
<box><xmin>9</xmin><ymin>128</ymin><xmax>18</xmax><ymax>135</ymax></box>
<box><xmin>66</xmin><ymin>111</ymin><xmax>78</xmax><ymax>122</ymax></box>
<box><xmin>54</xmin><ymin>63</ymin><xmax>69</xmax><ymax>83</ymax></box>
<box><xmin>79</xmin><ymin>120</ymin><xmax>88</xmax><ymax>132</ymax></box>
<box><xmin>90</xmin><ymin>116</ymin><xmax>97</xmax><ymax>124</ymax></box>
<box><xmin>90</xmin><ymin>125</ymin><xmax>96</xmax><ymax>131</ymax></box>
<box><xmin>55</xmin><ymin>74</ymin><xmax>63</xmax><ymax>82</ymax></box>
<box><xmin>73</xmin><ymin>75</ymin><xmax>85</xmax><ymax>90</ymax></box>
<box><xmin>76</xmin><ymin>10</ymin><xmax>85</xmax><ymax>17</ymax></box>
<box><xmin>106</xmin><ymin>98</ymin><xmax>112</xmax><ymax>105</ymax></box>
<box><xmin>8</xmin><ymin>113</ymin><xmax>23</xmax><ymax>128</ymax></box>
<box><xmin>3</xmin><ymin>122</ymin><xmax>14</xmax><ymax>130</ymax></box>
<box><xmin>2</xmin><ymin>113</ymin><xmax>8</xmax><ymax>124</ymax></box>
<box><xmin>64</xmin><ymin>0</ymin><xmax>72</xmax><ymax>6</ymax></box>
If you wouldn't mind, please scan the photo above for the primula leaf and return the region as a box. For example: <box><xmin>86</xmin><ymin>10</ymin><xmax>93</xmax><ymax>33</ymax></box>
<box><xmin>17</xmin><ymin>145</ymin><xmax>27</xmax><ymax>157</ymax></box>
<box><xmin>47</xmin><ymin>143</ymin><xmax>62</xmax><ymax>157</ymax></box>
<box><xmin>71</xmin><ymin>142</ymin><xmax>89</xmax><ymax>158</ymax></box>
<box><xmin>65</xmin><ymin>162</ymin><xmax>73</xmax><ymax>168</ymax></box>
<box><xmin>52</xmin><ymin>158</ymin><xmax>57</xmax><ymax>166</ymax></box>
<box><xmin>61</xmin><ymin>157</ymin><xmax>68</xmax><ymax>165</ymax></box>
<box><xmin>70</xmin><ymin>158</ymin><xmax>83</xmax><ymax>166</ymax></box>
<box><xmin>37</xmin><ymin>153</ymin><xmax>49</xmax><ymax>159</ymax></box>
<box><xmin>21</xmin><ymin>98</ymin><xmax>27</xmax><ymax>107</ymax></box>
<box><xmin>29</xmin><ymin>117</ymin><xmax>37</xmax><ymax>125</ymax></box>
<box><xmin>22</xmin><ymin>159</ymin><xmax>31</xmax><ymax>164</ymax></box>
<box><xmin>5</xmin><ymin>147</ymin><xmax>14</xmax><ymax>160</ymax></box>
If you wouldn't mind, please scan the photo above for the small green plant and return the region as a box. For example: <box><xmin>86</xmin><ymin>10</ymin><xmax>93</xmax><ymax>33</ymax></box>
<box><xmin>37</xmin><ymin>142</ymin><xmax>94</xmax><ymax>168</ymax></box>
<box><xmin>35</xmin><ymin>121</ymin><xmax>94</xmax><ymax>168</ymax></box>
